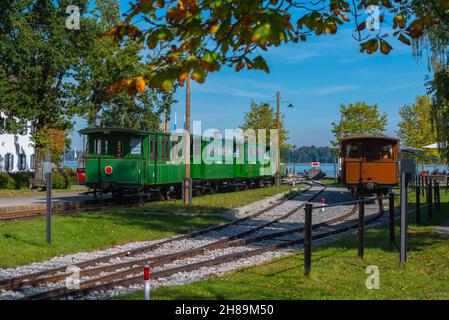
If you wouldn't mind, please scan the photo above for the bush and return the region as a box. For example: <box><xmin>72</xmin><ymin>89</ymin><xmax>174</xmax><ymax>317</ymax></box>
<box><xmin>0</xmin><ymin>173</ymin><xmax>15</xmax><ymax>189</ymax></box>
<box><xmin>10</xmin><ymin>172</ymin><xmax>34</xmax><ymax>189</ymax></box>
<box><xmin>51</xmin><ymin>172</ymin><xmax>66</xmax><ymax>189</ymax></box>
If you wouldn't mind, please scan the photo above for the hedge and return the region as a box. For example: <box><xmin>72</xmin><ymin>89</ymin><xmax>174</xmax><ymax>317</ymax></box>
<box><xmin>0</xmin><ymin>168</ymin><xmax>76</xmax><ymax>190</ymax></box>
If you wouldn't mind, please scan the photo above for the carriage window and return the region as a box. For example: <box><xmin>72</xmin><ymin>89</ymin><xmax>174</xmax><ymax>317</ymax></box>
<box><xmin>150</xmin><ymin>140</ymin><xmax>157</xmax><ymax>160</ymax></box>
<box><xmin>346</xmin><ymin>143</ymin><xmax>363</xmax><ymax>158</ymax></box>
<box><xmin>161</xmin><ymin>140</ymin><xmax>170</xmax><ymax>161</ymax></box>
<box><xmin>130</xmin><ymin>138</ymin><xmax>142</xmax><ymax>155</ymax></box>
<box><xmin>94</xmin><ymin>139</ymin><xmax>102</xmax><ymax>155</ymax></box>
<box><xmin>104</xmin><ymin>140</ymin><xmax>109</xmax><ymax>155</ymax></box>
<box><xmin>379</xmin><ymin>144</ymin><xmax>393</xmax><ymax>160</ymax></box>
<box><xmin>365</xmin><ymin>144</ymin><xmax>377</xmax><ymax>161</ymax></box>
<box><xmin>116</xmin><ymin>140</ymin><xmax>122</xmax><ymax>158</ymax></box>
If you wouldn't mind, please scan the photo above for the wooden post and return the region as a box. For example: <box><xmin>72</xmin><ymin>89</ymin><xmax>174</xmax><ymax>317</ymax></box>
<box><xmin>435</xmin><ymin>181</ymin><xmax>441</xmax><ymax>211</ymax></box>
<box><xmin>416</xmin><ymin>185</ymin><xmax>421</xmax><ymax>225</ymax></box>
<box><xmin>428</xmin><ymin>179</ymin><xmax>433</xmax><ymax>221</ymax></box>
<box><xmin>400</xmin><ymin>173</ymin><xmax>408</xmax><ymax>265</ymax></box>
<box><xmin>304</xmin><ymin>203</ymin><xmax>313</xmax><ymax>276</ymax></box>
<box><xmin>389</xmin><ymin>192</ymin><xmax>395</xmax><ymax>250</ymax></box>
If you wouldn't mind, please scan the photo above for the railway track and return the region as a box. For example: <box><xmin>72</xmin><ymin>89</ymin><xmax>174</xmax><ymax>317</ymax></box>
<box><xmin>0</xmin><ymin>183</ymin><xmax>383</xmax><ymax>300</ymax></box>
<box><xmin>0</xmin><ymin>183</ymin><xmax>316</xmax><ymax>292</ymax></box>
<box><xmin>0</xmin><ymin>183</ymin><xmax>311</xmax><ymax>221</ymax></box>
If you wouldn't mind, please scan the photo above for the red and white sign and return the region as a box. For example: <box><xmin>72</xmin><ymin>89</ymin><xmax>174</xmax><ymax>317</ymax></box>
<box><xmin>104</xmin><ymin>166</ymin><xmax>113</xmax><ymax>175</ymax></box>
<box><xmin>311</xmin><ymin>162</ymin><xmax>320</xmax><ymax>167</ymax></box>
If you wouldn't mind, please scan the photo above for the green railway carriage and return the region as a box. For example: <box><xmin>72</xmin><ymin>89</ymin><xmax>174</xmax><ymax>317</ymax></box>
<box><xmin>79</xmin><ymin>127</ymin><xmax>286</xmax><ymax>197</ymax></box>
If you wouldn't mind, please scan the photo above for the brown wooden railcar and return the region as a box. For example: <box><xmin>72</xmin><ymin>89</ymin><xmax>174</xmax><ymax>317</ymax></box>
<box><xmin>340</xmin><ymin>136</ymin><xmax>399</xmax><ymax>195</ymax></box>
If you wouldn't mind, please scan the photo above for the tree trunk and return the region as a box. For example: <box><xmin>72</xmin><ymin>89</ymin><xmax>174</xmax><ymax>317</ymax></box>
<box><xmin>34</xmin><ymin>146</ymin><xmax>43</xmax><ymax>182</ymax></box>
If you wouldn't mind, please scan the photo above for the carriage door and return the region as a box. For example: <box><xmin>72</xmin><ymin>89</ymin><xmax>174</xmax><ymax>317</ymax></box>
<box><xmin>148</xmin><ymin>137</ymin><xmax>157</xmax><ymax>184</ymax></box>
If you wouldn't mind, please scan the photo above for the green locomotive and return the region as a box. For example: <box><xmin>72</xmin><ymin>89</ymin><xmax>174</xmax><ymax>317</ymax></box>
<box><xmin>79</xmin><ymin>127</ymin><xmax>287</xmax><ymax>197</ymax></box>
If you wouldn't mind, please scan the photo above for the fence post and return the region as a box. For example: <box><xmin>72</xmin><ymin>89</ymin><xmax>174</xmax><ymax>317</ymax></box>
<box><xmin>389</xmin><ymin>192</ymin><xmax>395</xmax><ymax>250</ymax></box>
<box><xmin>358</xmin><ymin>197</ymin><xmax>365</xmax><ymax>259</ymax></box>
<box><xmin>435</xmin><ymin>182</ymin><xmax>441</xmax><ymax>211</ymax></box>
<box><xmin>400</xmin><ymin>173</ymin><xmax>408</xmax><ymax>265</ymax></box>
<box><xmin>416</xmin><ymin>185</ymin><xmax>421</xmax><ymax>225</ymax></box>
<box><xmin>428</xmin><ymin>179</ymin><xmax>433</xmax><ymax>221</ymax></box>
<box><xmin>304</xmin><ymin>203</ymin><xmax>313</xmax><ymax>276</ymax></box>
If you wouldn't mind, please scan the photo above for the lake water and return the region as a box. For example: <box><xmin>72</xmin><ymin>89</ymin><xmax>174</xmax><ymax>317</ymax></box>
<box><xmin>287</xmin><ymin>163</ymin><xmax>449</xmax><ymax>179</ymax></box>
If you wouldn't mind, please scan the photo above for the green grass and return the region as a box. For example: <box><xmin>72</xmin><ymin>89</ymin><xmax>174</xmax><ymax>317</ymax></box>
<box><xmin>118</xmin><ymin>190</ymin><xmax>449</xmax><ymax>300</ymax></box>
<box><xmin>0</xmin><ymin>212</ymin><xmax>225</xmax><ymax>268</ymax></box>
<box><xmin>127</xmin><ymin>185</ymin><xmax>299</xmax><ymax>214</ymax></box>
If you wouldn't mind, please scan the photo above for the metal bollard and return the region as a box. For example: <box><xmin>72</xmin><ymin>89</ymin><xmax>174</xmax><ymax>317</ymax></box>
<box><xmin>416</xmin><ymin>185</ymin><xmax>421</xmax><ymax>225</ymax></box>
<box><xmin>389</xmin><ymin>193</ymin><xmax>395</xmax><ymax>249</ymax></box>
<box><xmin>304</xmin><ymin>203</ymin><xmax>313</xmax><ymax>276</ymax></box>
<box><xmin>358</xmin><ymin>197</ymin><xmax>365</xmax><ymax>259</ymax></box>
<box><xmin>144</xmin><ymin>265</ymin><xmax>151</xmax><ymax>300</ymax></box>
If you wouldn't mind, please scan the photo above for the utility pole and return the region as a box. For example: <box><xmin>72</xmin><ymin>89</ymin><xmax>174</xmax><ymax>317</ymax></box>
<box><xmin>183</xmin><ymin>75</ymin><xmax>192</xmax><ymax>205</ymax></box>
<box><xmin>275</xmin><ymin>91</ymin><xmax>281</xmax><ymax>186</ymax></box>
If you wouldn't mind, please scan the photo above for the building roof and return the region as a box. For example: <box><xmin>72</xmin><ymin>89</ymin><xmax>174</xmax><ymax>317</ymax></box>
<box><xmin>340</xmin><ymin>135</ymin><xmax>399</xmax><ymax>143</ymax></box>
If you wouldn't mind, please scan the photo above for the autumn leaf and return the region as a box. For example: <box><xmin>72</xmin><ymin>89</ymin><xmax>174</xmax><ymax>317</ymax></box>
<box><xmin>135</xmin><ymin>77</ymin><xmax>146</xmax><ymax>93</ymax></box>
<box><xmin>379</xmin><ymin>39</ymin><xmax>393</xmax><ymax>55</ymax></box>
<box><xmin>398</xmin><ymin>33</ymin><xmax>411</xmax><ymax>45</ymax></box>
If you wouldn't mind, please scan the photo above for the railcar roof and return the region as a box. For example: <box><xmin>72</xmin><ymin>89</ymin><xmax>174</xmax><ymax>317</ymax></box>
<box><xmin>79</xmin><ymin>127</ymin><xmax>151</xmax><ymax>135</ymax></box>
<box><xmin>340</xmin><ymin>136</ymin><xmax>399</xmax><ymax>143</ymax></box>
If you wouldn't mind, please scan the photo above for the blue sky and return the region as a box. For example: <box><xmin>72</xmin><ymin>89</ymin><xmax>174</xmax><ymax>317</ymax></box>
<box><xmin>71</xmin><ymin>2</ymin><xmax>429</xmax><ymax>149</ymax></box>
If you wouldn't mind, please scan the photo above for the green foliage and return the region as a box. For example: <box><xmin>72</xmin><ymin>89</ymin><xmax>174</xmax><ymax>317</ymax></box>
<box><xmin>111</xmin><ymin>0</ymin><xmax>440</xmax><ymax>91</ymax></box>
<box><xmin>287</xmin><ymin>146</ymin><xmax>336</xmax><ymax>163</ymax></box>
<box><xmin>240</xmin><ymin>101</ymin><xmax>288</xmax><ymax>145</ymax></box>
<box><xmin>396</xmin><ymin>95</ymin><xmax>439</xmax><ymax>161</ymax></box>
<box><xmin>0</xmin><ymin>0</ymin><xmax>91</xmax><ymax>180</ymax></box>
<box><xmin>51</xmin><ymin>172</ymin><xmax>67</xmax><ymax>189</ymax></box>
<box><xmin>10</xmin><ymin>172</ymin><xmax>34</xmax><ymax>189</ymax></box>
<box><xmin>102</xmin><ymin>90</ymin><xmax>177</xmax><ymax>131</ymax></box>
<box><xmin>0</xmin><ymin>173</ymin><xmax>15</xmax><ymax>189</ymax></box>
<box><xmin>331</xmin><ymin>102</ymin><xmax>388</xmax><ymax>147</ymax></box>
<box><xmin>66</xmin><ymin>0</ymin><xmax>176</xmax><ymax>130</ymax></box>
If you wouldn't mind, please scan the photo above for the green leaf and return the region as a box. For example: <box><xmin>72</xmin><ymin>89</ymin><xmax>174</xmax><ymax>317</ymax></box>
<box><xmin>253</xmin><ymin>55</ymin><xmax>270</xmax><ymax>73</ymax></box>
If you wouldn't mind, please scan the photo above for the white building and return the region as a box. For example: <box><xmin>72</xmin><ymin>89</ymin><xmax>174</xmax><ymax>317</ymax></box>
<box><xmin>0</xmin><ymin>114</ymin><xmax>35</xmax><ymax>173</ymax></box>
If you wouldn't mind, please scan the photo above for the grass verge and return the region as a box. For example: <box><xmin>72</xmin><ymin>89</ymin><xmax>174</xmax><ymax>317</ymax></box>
<box><xmin>0</xmin><ymin>212</ymin><xmax>225</xmax><ymax>269</ymax></box>
<box><xmin>118</xmin><ymin>190</ymin><xmax>449</xmax><ymax>300</ymax></box>
<box><xmin>0</xmin><ymin>189</ymin><xmax>74</xmax><ymax>198</ymax></box>
<box><xmin>127</xmin><ymin>185</ymin><xmax>299</xmax><ymax>214</ymax></box>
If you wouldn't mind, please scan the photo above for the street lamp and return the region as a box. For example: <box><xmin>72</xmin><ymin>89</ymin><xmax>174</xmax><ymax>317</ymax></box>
<box><xmin>94</xmin><ymin>114</ymin><xmax>103</xmax><ymax>128</ymax></box>
<box><xmin>267</xmin><ymin>92</ymin><xmax>295</xmax><ymax>186</ymax></box>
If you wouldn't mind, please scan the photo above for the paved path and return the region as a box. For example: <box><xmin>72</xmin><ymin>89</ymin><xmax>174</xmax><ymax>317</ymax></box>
<box><xmin>434</xmin><ymin>220</ymin><xmax>449</xmax><ymax>235</ymax></box>
<box><xmin>0</xmin><ymin>192</ymin><xmax>110</xmax><ymax>208</ymax></box>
